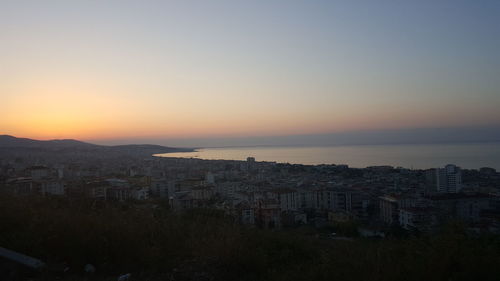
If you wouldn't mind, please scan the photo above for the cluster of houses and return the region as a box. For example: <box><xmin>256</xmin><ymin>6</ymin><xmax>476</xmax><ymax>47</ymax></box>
<box><xmin>1</xmin><ymin>155</ymin><xmax>499</xmax><ymax>235</ymax></box>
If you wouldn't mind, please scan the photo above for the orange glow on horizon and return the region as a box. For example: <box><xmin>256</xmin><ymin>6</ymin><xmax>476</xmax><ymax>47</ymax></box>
<box><xmin>2</xmin><ymin>1</ymin><xmax>500</xmax><ymax>143</ymax></box>
<box><xmin>2</xmin><ymin>71</ymin><xmax>499</xmax><ymax>142</ymax></box>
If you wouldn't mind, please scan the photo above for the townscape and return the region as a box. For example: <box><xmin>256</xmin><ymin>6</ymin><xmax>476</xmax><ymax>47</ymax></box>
<box><xmin>3</xmin><ymin>1</ymin><xmax>500</xmax><ymax>280</ymax></box>
<box><xmin>2</xmin><ymin>143</ymin><xmax>499</xmax><ymax>236</ymax></box>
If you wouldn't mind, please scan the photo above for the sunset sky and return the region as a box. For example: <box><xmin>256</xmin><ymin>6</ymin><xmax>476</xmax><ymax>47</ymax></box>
<box><xmin>2</xmin><ymin>0</ymin><xmax>499</xmax><ymax>144</ymax></box>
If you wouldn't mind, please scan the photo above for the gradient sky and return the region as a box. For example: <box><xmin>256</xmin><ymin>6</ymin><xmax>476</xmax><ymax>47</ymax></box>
<box><xmin>1</xmin><ymin>0</ymin><xmax>499</xmax><ymax>143</ymax></box>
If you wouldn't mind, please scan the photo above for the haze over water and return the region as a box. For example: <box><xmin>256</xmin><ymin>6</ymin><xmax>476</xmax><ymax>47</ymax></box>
<box><xmin>157</xmin><ymin>142</ymin><xmax>500</xmax><ymax>170</ymax></box>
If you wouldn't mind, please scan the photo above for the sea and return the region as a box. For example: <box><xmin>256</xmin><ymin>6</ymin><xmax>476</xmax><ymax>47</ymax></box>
<box><xmin>155</xmin><ymin>142</ymin><xmax>500</xmax><ymax>170</ymax></box>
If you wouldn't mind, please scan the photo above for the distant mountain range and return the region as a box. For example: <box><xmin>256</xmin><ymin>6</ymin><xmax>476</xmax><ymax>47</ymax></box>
<box><xmin>0</xmin><ymin>135</ymin><xmax>192</xmax><ymax>155</ymax></box>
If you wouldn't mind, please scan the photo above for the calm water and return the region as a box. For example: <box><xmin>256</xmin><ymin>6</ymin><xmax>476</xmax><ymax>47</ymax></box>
<box><xmin>156</xmin><ymin>143</ymin><xmax>500</xmax><ymax>170</ymax></box>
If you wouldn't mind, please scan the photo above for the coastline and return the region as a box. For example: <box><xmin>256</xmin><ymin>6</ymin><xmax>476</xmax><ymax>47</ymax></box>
<box><xmin>154</xmin><ymin>142</ymin><xmax>500</xmax><ymax>170</ymax></box>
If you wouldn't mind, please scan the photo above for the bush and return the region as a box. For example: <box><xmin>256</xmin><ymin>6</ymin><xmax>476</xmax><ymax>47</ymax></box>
<box><xmin>0</xmin><ymin>193</ymin><xmax>499</xmax><ymax>281</ymax></box>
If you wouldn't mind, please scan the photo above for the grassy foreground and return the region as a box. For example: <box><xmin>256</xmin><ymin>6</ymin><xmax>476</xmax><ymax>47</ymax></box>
<box><xmin>0</xmin><ymin>194</ymin><xmax>499</xmax><ymax>281</ymax></box>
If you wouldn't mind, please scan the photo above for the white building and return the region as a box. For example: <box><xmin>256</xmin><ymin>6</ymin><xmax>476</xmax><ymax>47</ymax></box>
<box><xmin>379</xmin><ymin>195</ymin><xmax>416</xmax><ymax>225</ymax></box>
<box><xmin>205</xmin><ymin>172</ymin><xmax>215</xmax><ymax>185</ymax></box>
<box><xmin>399</xmin><ymin>207</ymin><xmax>437</xmax><ymax>232</ymax></box>
<box><xmin>436</xmin><ymin>164</ymin><xmax>462</xmax><ymax>193</ymax></box>
<box><xmin>132</xmin><ymin>187</ymin><xmax>150</xmax><ymax>200</ymax></box>
<box><xmin>268</xmin><ymin>188</ymin><xmax>300</xmax><ymax>212</ymax></box>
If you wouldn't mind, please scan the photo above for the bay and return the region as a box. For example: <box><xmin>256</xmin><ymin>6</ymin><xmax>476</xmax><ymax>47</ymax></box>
<box><xmin>156</xmin><ymin>142</ymin><xmax>500</xmax><ymax>170</ymax></box>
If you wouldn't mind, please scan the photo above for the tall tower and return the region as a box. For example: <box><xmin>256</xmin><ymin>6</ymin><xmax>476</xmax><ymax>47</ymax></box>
<box><xmin>436</xmin><ymin>164</ymin><xmax>462</xmax><ymax>193</ymax></box>
<box><xmin>247</xmin><ymin>157</ymin><xmax>256</xmax><ymax>171</ymax></box>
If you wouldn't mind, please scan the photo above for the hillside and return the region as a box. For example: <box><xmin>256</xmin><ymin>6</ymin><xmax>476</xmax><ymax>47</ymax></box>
<box><xmin>0</xmin><ymin>135</ymin><xmax>95</xmax><ymax>148</ymax></box>
<box><xmin>0</xmin><ymin>194</ymin><xmax>499</xmax><ymax>281</ymax></box>
<box><xmin>0</xmin><ymin>135</ymin><xmax>193</xmax><ymax>155</ymax></box>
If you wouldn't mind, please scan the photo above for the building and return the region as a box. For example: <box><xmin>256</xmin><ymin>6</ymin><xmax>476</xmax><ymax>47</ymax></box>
<box><xmin>436</xmin><ymin>164</ymin><xmax>462</xmax><ymax>193</ymax></box>
<box><xmin>28</xmin><ymin>166</ymin><xmax>50</xmax><ymax>180</ymax></box>
<box><xmin>379</xmin><ymin>194</ymin><xmax>416</xmax><ymax>225</ymax></box>
<box><xmin>83</xmin><ymin>180</ymin><xmax>110</xmax><ymax>200</ymax></box>
<box><xmin>132</xmin><ymin>187</ymin><xmax>150</xmax><ymax>200</ymax></box>
<box><xmin>235</xmin><ymin>201</ymin><xmax>255</xmax><ymax>225</ymax></box>
<box><xmin>399</xmin><ymin>207</ymin><xmax>437</xmax><ymax>233</ymax></box>
<box><xmin>191</xmin><ymin>186</ymin><xmax>215</xmax><ymax>201</ymax></box>
<box><xmin>205</xmin><ymin>172</ymin><xmax>215</xmax><ymax>185</ymax></box>
<box><xmin>107</xmin><ymin>186</ymin><xmax>132</xmax><ymax>201</ymax></box>
<box><xmin>256</xmin><ymin>199</ymin><xmax>281</xmax><ymax>229</ymax></box>
<box><xmin>379</xmin><ymin>195</ymin><xmax>399</xmax><ymax>225</ymax></box>
<box><xmin>36</xmin><ymin>180</ymin><xmax>65</xmax><ymax>196</ymax></box>
<box><xmin>3</xmin><ymin>177</ymin><xmax>34</xmax><ymax>195</ymax></box>
<box><xmin>268</xmin><ymin>188</ymin><xmax>300</xmax><ymax>212</ymax></box>
<box><xmin>426</xmin><ymin>193</ymin><xmax>491</xmax><ymax>223</ymax></box>
<box><xmin>150</xmin><ymin>178</ymin><xmax>172</xmax><ymax>198</ymax></box>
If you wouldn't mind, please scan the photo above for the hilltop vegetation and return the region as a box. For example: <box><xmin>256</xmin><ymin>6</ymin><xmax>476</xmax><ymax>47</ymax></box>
<box><xmin>0</xmin><ymin>194</ymin><xmax>499</xmax><ymax>281</ymax></box>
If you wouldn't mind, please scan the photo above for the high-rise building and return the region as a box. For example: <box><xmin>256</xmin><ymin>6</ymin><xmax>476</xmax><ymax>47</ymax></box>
<box><xmin>436</xmin><ymin>164</ymin><xmax>462</xmax><ymax>193</ymax></box>
<box><xmin>247</xmin><ymin>157</ymin><xmax>256</xmax><ymax>171</ymax></box>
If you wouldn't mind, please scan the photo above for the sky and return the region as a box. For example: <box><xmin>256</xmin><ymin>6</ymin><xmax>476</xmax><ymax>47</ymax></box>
<box><xmin>1</xmin><ymin>0</ymin><xmax>499</xmax><ymax>145</ymax></box>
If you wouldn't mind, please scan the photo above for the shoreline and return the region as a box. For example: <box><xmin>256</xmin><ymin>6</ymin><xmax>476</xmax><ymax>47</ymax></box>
<box><xmin>154</xmin><ymin>142</ymin><xmax>500</xmax><ymax>170</ymax></box>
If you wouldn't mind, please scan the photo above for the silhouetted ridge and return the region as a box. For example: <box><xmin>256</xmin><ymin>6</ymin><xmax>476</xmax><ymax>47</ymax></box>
<box><xmin>0</xmin><ymin>135</ymin><xmax>92</xmax><ymax>148</ymax></box>
<box><xmin>0</xmin><ymin>135</ymin><xmax>192</xmax><ymax>154</ymax></box>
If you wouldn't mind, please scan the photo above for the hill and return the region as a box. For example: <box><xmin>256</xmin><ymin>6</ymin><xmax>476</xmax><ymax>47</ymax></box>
<box><xmin>0</xmin><ymin>135</ymin><xmax>193</xmax><ymax>155</ymax></box>
<box><xmin>0</xmin><ymin>135</ymin><xmax>94</xmax><ymax>148</ymax></box>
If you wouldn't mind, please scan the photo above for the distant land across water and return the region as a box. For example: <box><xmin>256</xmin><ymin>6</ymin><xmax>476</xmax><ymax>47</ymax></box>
<box><xmin>94</xmin><ymin>126</ymin><xmax>500</xmax><ymax>148</ymax></box>
<box><xmin>156</xmin><ymin>142</ymin><xmax>500</xmax><ymax>170</ymax></box>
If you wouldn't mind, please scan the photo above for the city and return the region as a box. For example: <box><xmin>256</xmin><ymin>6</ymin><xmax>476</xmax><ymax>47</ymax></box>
<box><xmin>1</xmin><ymin>138</ymin><xmax>499</xmax><ymax>280</ymax></box>
<box><xmin>2</xmin><ymin>1</ymin><xmax>500</xmax><ymax>280</ymax></box>
<box><xmin>2</xmin><ymin>147</ymin><xmax>499</xmax><ymax>235</ymax></box>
